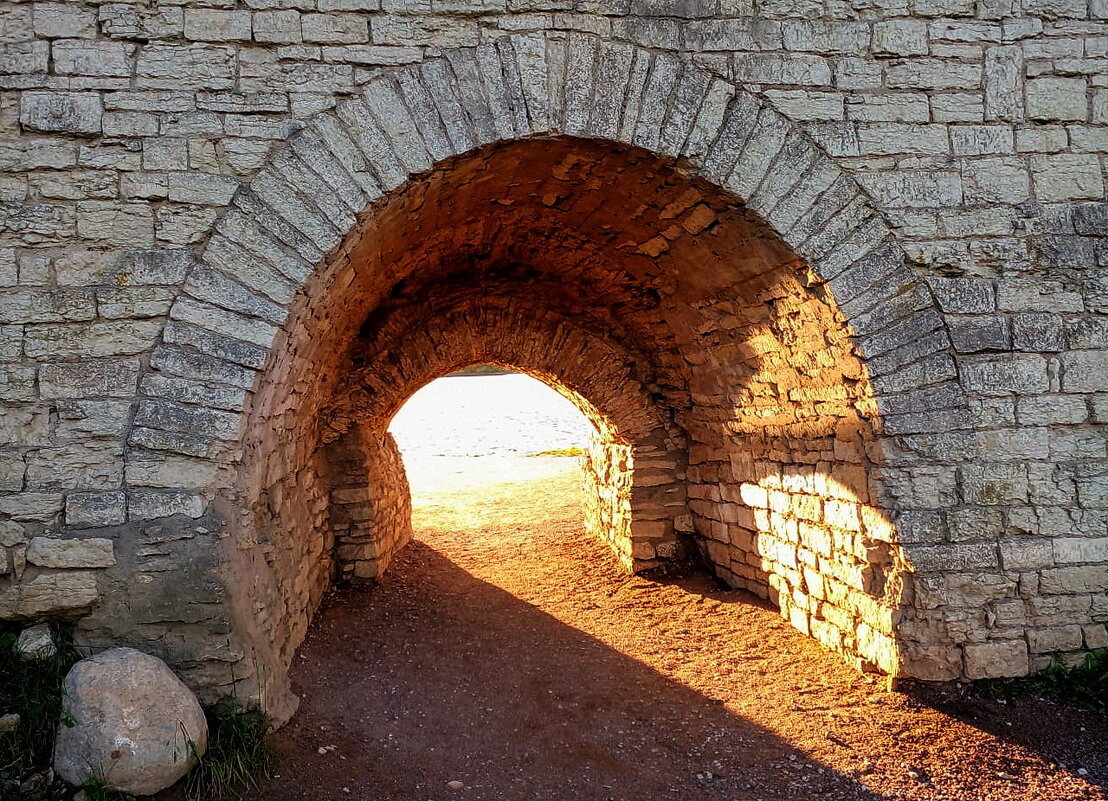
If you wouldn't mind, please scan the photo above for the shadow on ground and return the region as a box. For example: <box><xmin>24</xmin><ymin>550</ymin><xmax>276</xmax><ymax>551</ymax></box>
<box><xmin>161</xmin><ymin>461</ymin><xmax>1106</xmax><ymax>801</ymax></box>
<box><xmin>243</xmin><ymin>544</ymin><xmax>885</xmax><ymax>801</ymax></box>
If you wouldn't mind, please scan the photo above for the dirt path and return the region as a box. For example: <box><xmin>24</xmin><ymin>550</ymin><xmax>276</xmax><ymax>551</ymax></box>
<box><xmin>238</xmin><ymin>457</ymin><xmax>1107</xmax><ymax>801</ymax></box>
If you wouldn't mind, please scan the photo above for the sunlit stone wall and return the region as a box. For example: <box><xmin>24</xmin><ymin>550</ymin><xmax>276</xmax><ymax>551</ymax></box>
<box><xmin>0</xmin><ymin>0</ymin><xmax>1104</xmax><ymax>715</ymax></box>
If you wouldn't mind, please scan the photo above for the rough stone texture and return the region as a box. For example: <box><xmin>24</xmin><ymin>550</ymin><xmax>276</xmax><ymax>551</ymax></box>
<box><xmin>0</xmin><ymin>2</ymin><xmax>1102</xmax><ymax>718</ymax></box>
<box><xmin>54</xmin><ymin>647</ymin><xmax>208</xmax><ymax>796</ymax></box>
<box><xmin>16</xmin><ymin>622</ymin><xmax>55</xmax><ymax>660</ymax></box>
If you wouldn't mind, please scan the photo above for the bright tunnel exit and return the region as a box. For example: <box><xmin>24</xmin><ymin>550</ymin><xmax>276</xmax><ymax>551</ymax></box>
<box><xmin>386</xmin><ymin>367</ymin><xmax>596</xmax><ymax>538</ymax></box>
<box><xmin>388</xmin><ymin>367</ymin><xmax>591</xmax><ymax>490</ymax></box>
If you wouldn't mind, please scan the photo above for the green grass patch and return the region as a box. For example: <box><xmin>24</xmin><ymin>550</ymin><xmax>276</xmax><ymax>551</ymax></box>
<box><xmin>184</xmin><ymin>704</ymin><xmax>279</xmax><ymax>801</ymax></box>
<box><xmin>0</xmin><ymin>623</ymin><xmax>82</xmax><ymax>777</ymax></box>
<box><xmin>977</xmin><ymin>648</ymin><xmax>1107</xmax><ymax>716</ymax></box>
<box><xmin>80</xmin><ymin>775</ymin><xmax>134</xmax><ymax>801</ymax></box>
<box><xmin>532</xmin><ymin>447</ymin><xmax>584</xmax><ymax>457</ymax></box>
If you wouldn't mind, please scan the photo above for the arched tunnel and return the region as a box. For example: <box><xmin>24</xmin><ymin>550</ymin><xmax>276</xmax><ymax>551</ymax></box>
<box><xmin>233</xmin><ymin>136</ymin><xmax>910</xmax><ymax>713</ymax></box>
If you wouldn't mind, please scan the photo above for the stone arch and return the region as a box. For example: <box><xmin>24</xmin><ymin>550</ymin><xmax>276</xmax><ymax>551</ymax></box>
<box><xmin>323</xmin><ymin>295</ymin><xmax>689</xmax><ymax>581</ymax></box>
<box><xmin>103</xmin><ymin>31</ymin><xmax>976</xmax><ymax>715</ymax></box>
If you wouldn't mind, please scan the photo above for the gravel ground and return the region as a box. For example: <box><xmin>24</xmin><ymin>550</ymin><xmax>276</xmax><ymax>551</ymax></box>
<box><xmin>219</xmin><ymin>457</ymin><xmax>1107</xmax><ymax>801</ymax></box>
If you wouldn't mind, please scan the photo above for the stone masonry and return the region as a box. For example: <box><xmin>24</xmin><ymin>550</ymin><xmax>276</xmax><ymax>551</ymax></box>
<box><xmin>0</xmin><ymin>0</ymin><xmax>1105</xmax><ymax>720</ymax></box>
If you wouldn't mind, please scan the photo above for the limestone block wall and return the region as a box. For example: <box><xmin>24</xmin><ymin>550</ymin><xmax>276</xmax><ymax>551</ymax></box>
<box><xmin>327</xmin><ymin>428</ymin><xmax>411</xmax><ymax>582</ymax></box>
<box><xmin>0</xmin><ymin>0</ymin><xmax>1104</xmax><ymax>713</ymax></box>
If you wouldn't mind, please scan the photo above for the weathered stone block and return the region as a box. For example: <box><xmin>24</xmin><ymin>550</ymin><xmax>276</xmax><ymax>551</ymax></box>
<box><xmin>872</xmin><ymin>20</ymin><xmax>928</xmax><ymax>56</ymax></box>
<box><xmin>1031</xmin><ymin>154</ymin><xmax>1105</xmax><ymax>202</ymax></box>
<box><xmin>1053</xmin><ymin>537</ymin><xmax>1108</xmax><ymax>564</ymax></box>
<box><xmin>27</xmin><ymin>537</ymin><xmax>115</xmax><ymax>568</ymax></box>
<box><xmin>961</xmin><ymin>463</ymin><xmax>1028</xmax><ymax>505</ymax></box>
<box><xmin>184</xmin><ymin>9</ymin><xmax>252</xmax><ymax>41</ymax></box>
<box><xmin>136</xmin><ymin>44</ymin><xmax>236</xmax><ymax>90</ymax></box>
<box><xmin>167</xmin><ymin>172</ymin><xmax>240</xmax><ymax>206</ymax></box>
<box><xmin>1061</xmin><ymin>351</ymin><xmax>1108</xmax><ymax>392</ymax></box>
<box><xmin>33</xmin><ymin>4</ymin><xmax>97</xmax><ymax>38</ymax></box>
<box><xmin>128</xmin><ymin>491</ymin><xmax>205</xmax><ymax>520</ymax></box>
<box><xmin>15</xmin><ymin>571</ymin><xmax>98</xmax><ymax>617</ymax></box>
<box><xmin>960</xmin><ymin>353</ymin><xmax>1049</xmax><ymax>395</ymax></box>
<box><xmin>76</xmin><ymin>201</ymin><xmax>155</xmax><ymax>247</ymax></box>
<box><xmin>66</xmin><ymin>492</ymin><xmax>127</xmax><ymax>528</ymax></box>
<box><xmin>19</xmin><ymin>92</ymin><xmax>102</xmax><ymax>135</ymax></box>
<box><xmin>1040</xmin><ymin>566</ymin><xmax>1108</xmax><ymax>594</ymax></box>
<box><xmin>254</xmin><ymin>10</ymin><xmax>303</xmax><ymax>43</ymax></box>
<box><xmin>24</xmin><ymin>321</ymin><xmax>162</xmax><ymax>359</ymax></box>
<box><xmin>1028</xmin><ymin>625</ymin><xmax>1083</xmax><ymax>654</ymax></box>
<box><xmin>1000</xmin><ymin>539</ymin><xmax>1053</xmax><ymax>570</ymax></box>
<box><xmin>52</xmin><ymin>40</ymin><xmax>133</xmax><ymax>77</ymax></box>
<box><xmin>1026</xmin><ymin>77</ymin><xmax>1088</xmax><ymax>122</ymax></box>
<box><xmin>964</xmin><ymin>640</ymin><xmax>1029</xmax><ymax>679</ymax></box>
<box><xmin>40</xmin><ymin>359</ymin><xmax>140</xmax><ymax>399</ymax></box>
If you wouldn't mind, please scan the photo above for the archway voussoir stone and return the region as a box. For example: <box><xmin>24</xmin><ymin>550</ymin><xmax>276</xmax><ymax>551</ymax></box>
<box><xmin>746</xmin><ymin>130</ymin><xmax>820</xmax><ymax>222</ymax></box>
<box><xmin>508</xmin><ymin>33</ymin><xmax>550</xmax><ymax>134</ymax></box>
<box><xmin>465</xmin><ymin>44</ymin><xmax>520</xmax><ymax>141</ymax></box>
<box><xmin>334</xmin><ymin>97</ymin><xmax>408</xmax><ymax>191</ymax></box>
<box><xmin>843</xmin><ymin>281</ymin><xmax>935</xmax><ymax>338</ymax></box>
<box><xmin>722</xmin><ymin>106</ymin><xmax>791</xmax><ymax>201</ymax></box>
<box><xmin>493</xmin><ymin>37</ymin><xmax>538</xmax><ymax>139</ymax></box>
<box><xmin>270</xmin><ymin>148</ymin><xmax>357</xmax><ymax>236</ymax></box>
<box><xmin>362</xmin><ymin>78</ymin><xmax>434</xmax><ymax>175</ymax></box>
<box><xmin>169</xmin><ymin>296</ymin><xmax>279</xmax><ymax>352</ymax></box>
<box><xmin>681</xmin><ymin>76</ymin><xmax>735</xmax><ymax>164</ymax></box>
<box><xmin>419</xmin><ymin>59</ymin><xmax>477</xmax><ymax>155</ymax></box>
<box><xmin>441</xmin><ymin>49</ymin><xmax>496</xmax><ymax>146</ymax></box>
<box><xmin>853</xmin><ymin>305</ymin><xmax>947</xmax><ymax>364</ymax></box>
<box><xmin>768</xmin><ymin>158</ymin><xmax>841</xmax><ymax>234</ymax></box>
<box><xmin>795</xmin><ymin>200</ymin><xmax>878</xmax><ymax>266</ymax></box>
<box><xmin>201</xmin><ymin>234</ymin><xmax>298</xmax><ymax>307</ymax></box>
<box><xmin>233</xmin><ymin>181</ymin><xmax>328</xmax><ymax>262</ymax></box>
<box><xmin>699</xmin><ymin>91</ymin><xmax>761</xmax><ymax>186</ymax></box>
<box><xmin>183</xmin><ymin>264</ymin><xmax>288</xmax><ymax>328</ymax></box>
<box><xmin>216</xmin><ymin>210</ymin><xmax>313</xmax><ymax>286</ymax></box>
<box><xmin>784</xmin><ymin>175</ymin><xmax>861</xmax><ymax>246</ymax></box>
<box><xmin>818</xmin><ymin>220</ymin><xmax>896</xmax><ymax>281</ymax></box>
<box><xmin>288</xmin><ymin>129</ymin><xmax>369</xmax><ymax>216</ymax></box>
<box><xmin>632</xmin><ymin>51</ymin><xmax>680</xmax><ymax>154</ymax></box>
<box><xmin>588</xmin><ymin>39</ymin><xmax>635</xmax><ymax>141</ymax></box>
<box><xmin>656</xmin><ymin>62</ymin><xmax>712</xmax><ymax>159</ymax></box>
<box><xmin>560</xmin><ymin>32</ymin><xmax>599</xmax><ymax>138</ymax></box>
<box><xmin>306</xmin><ymin>116</ymin><xmax>385</xmax><ymax>200</ymax></box>
<box><xmin>395</xmin><ymin>68</ymin><xmax>456</xmax><ymax>163</ymax></box>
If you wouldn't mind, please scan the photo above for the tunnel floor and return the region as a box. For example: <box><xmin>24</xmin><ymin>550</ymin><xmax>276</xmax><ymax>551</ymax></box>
<box><xmin>208</xmin><ymin>456</ymin><xmax>1105</xmax><ymax>801</ymax></box>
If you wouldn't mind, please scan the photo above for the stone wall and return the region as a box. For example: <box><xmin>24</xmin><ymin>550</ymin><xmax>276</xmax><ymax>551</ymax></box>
<box><xmin>0</xmin><ymin>0</ymin><xmax>1105</xmax><ymax>714</ymax></box>
<box><xmin>328</xmin><ymin>428</ymin><xmax>411</xmax><ymax>582</ymax></box>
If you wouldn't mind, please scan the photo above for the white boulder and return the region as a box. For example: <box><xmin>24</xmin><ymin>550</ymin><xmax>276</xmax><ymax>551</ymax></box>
<box><xmin>53</xmin><ymin>647</ymin><xmax>208</xmax><ymax>796</ymax></box>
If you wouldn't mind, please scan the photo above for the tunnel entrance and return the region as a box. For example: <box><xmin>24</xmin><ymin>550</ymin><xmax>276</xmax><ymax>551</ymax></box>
<box><xmin>238</xmin><ymin>134</ymin><xmax>911</xmax><ymax>710</ymax></box>
<box><xmin>387</xmin><ymin>368</ymin><xmax>597</xmax><ymax>556</ymax></box>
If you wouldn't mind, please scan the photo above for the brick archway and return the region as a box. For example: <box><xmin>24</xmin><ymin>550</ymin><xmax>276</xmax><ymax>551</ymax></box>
<box><xmin>106</xmin><ymin>32</ymin><xmax>979</xmax><ymax>718</ymax></box>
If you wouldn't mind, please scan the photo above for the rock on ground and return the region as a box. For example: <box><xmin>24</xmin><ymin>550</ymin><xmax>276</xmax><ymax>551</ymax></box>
<box><xmin>16</xmin><ymin>623</ymin><xmax>56</xmax><ymax>660</ymax></box>
<box><xmin>53</xmin><ymin>647</ymin><xmax>207</xmax><ymax>796</ymax></box>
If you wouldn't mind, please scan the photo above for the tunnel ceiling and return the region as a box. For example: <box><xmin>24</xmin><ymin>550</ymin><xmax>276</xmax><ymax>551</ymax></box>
<box><xmin>257</xmin><ymin>136</ymin><xmax>852</xmax><ymax>460</ymax></box>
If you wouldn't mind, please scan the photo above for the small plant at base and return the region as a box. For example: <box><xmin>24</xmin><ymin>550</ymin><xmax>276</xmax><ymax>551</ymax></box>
<box><xmin>0</xmin><ymin>623</ymin><xmax>82</xmax><ymax>776</ymax></box>
<box><xmin>978</xmin><ymin>648</ymin><xmax>1107</xmax><ymax>716</ymax></box>
<box><xmin>184</xmin><ymin>704</ymin><xmax>279</xmax><ymax>801</ymax></box>
<box><xmin>80</xmin><ymin>774</ymin><xmax>134</xmax><ymax>801</ymax></box>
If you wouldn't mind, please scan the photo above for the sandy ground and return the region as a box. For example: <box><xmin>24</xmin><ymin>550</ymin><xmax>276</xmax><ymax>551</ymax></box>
<box><xmin>224</xmin><ymin>455</ymin><xmax>1106</xmax><ymax>801</ymax></box>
